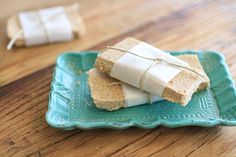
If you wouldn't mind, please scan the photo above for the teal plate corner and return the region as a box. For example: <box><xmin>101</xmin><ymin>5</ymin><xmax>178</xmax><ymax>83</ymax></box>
<box><xmin>46</xmin><ymin>50</ymin><xmax>236</xmax><ymax>130</ymax></box>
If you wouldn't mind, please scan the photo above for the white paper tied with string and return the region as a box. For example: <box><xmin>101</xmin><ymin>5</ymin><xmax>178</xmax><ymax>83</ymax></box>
<box><xmin>18</xmin><ymin>6</ymin><xmax>73</xmax><ymax>46</ymax></box>
<box><xmin>110</xmin><ymin>42</ymin><xmax>189</xmax><ymax>99</ymax></box>
<box><xmin>121</xmin><ymin>83</ymin><xmax>163</xmax><ymax>107</ymax></box>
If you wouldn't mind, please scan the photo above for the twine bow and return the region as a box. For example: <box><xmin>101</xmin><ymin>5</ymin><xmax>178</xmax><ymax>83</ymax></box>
<box><xmin>107</xmin><ymin>46</ymin><xmax>206</xmax><ymax>104</ymax></box>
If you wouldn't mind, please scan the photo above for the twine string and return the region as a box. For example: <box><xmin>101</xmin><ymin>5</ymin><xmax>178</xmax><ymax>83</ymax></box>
<box><xmin>107</xmin><ymin>46</ymin><xmax>206</xmax><ymax>79</ymax></box>
<box><xmin>107</xmin><ymin>46</ymin><xmax>206</xmax><ymax>104</ymax></box>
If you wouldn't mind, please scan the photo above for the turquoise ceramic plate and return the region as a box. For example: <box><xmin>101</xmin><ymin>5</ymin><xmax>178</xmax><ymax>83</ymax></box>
<box><xmin>46</xmin><ymin>51</ymin><xmax>236</xmax><ymax>130</ymax></box>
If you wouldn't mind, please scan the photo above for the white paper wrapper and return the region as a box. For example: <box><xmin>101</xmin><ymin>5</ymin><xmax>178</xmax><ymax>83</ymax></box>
<box><xmin>18</xmin><ymin>6</ymin><xmax>73</xmax><ymax>46</ymax></box>
<box><xmin>110</xmin><ymin>42</ymin><xmax>189</xmax><ymax>96</ymax></box>
<box><xmin>121</xmin><ymin>83</ymin><xmax>163</xmax><ymax>107</ymax></box>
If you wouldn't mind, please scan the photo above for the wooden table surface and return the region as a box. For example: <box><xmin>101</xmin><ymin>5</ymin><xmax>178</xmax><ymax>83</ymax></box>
<box><xmin>1</xmin><ymin>0</ymin><xmax>236</xmax><ymax>156</ymax></box>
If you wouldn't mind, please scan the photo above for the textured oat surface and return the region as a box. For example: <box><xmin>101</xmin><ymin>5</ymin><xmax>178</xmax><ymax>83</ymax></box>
<box><xmin>92</xmin><ymin>53</ymin><xmax>210</xmax><ymax>110</ymax></box>
<box><xmin>95</xmin><ymin>38</ymin><xmax>210</xmax><ymax>106</ymax></box>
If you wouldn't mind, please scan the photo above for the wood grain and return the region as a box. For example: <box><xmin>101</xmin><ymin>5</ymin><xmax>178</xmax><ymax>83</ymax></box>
<box><xmin>0</xmin><ymin>0</ymin><xmax>202</xmax><ymax>86</ymax></box>
<box><xmin>1</xmin><ymin>0</ymin><xmax>236</xmax><ymax>157</ymax></box>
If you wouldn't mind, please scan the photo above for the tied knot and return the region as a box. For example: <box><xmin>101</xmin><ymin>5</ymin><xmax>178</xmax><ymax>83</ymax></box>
<box><xmin>154</xmin><ymin>57</ymin><xmax>164</xmax><ymax>62</ymax></box>
<box><xmin>107</xmin><ymin>46</ymin><xmax>206</xmax><ymax>79</ymax></box>
<box><xmin>107</xmin><ymin>45</ymin><xmax>206</xmax><ymax>104</ymax></box>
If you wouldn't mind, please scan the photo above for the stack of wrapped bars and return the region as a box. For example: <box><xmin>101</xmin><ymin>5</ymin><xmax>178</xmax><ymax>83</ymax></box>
<box><xmin>88</xmin><ymin>38</ymin><xmax>210</xmax><ymax>111</ymax></box>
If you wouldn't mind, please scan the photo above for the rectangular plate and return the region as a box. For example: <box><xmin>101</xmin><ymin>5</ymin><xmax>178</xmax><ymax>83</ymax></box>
<box><xmin>46</xmin><ymin>51</ymin><xmax>236</xmax><ymax>130</ymax></box>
